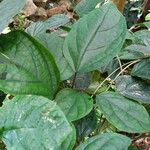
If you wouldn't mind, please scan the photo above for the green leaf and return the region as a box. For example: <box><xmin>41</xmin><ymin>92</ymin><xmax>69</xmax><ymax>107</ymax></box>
<box><xmin>74</xmin><ymin>72</ymin><xmax>91</xmax><ymax>90</ymax></box>
<box><xmin>146</xmin><ymin>105</ymin><xmax>150</xmax><ymax>116</ymax></box>
<box><xmin>125</xmin><ymin>44</ymin><xmax>150</xmax><ymax>57</ymax></box>
<box><xmin>134</xmin><ymin>30</ymin><xmax>150</xmax><ymax>45</ymax></box>
<box><xmin>99</xmin><ymin>59</ymin><xmax>119</xmax><ymax>79</ymax></box>
<box><xmin>75</xmin><ymin>110</ymin><xmax>97</xmax><ymax>140</ymax></box>
<box><xmin>36</xmin><ymin>32</ymin><xmax>74</xmax><ymax>81</ymax></box>
<box><xmin>63</xmin><ymin>3</ymin><xmax>126</xmax><ymax>73</ymax></box>
<box><xmin>76</xmin><ymin>133</ymin><xmax>131</xmax><ymax>150</ymax></box>
<box><xmin>119</xmin><ymin>49</ymin><xmax>145</xmax><ymax>60</ymax></box>
<box><xmin>0</xmin><ymin>95</ymin><xmax>73</xmax><ymax>149</ymax></box>
<box><xmin>144</xmin><ymin>21</ymin><xmax>150</xmax><ymax>29</ymax></box>
<box><xmin>0</xmin><ymin>0</ymin><xmax>26</xmax><ymax>33</ymax></box>
<box><xmin>0</xmin><ymin>30</ymin><xmax>60</xmax><ymax>99</ymax></box>
<box><xmin>26</xmin><ymin>14</ymin><xmax>70</xmax><ymax>36</ymax></box>
<box><xmin>96</xmin><ymin>91</ymin><xmax>150</xmax><ymax>133</ymax></box>
<box><xmin>116</xmin><ymin>75</ymin><xmax>150</xmax><ymax>104</ymax></box>
<box><xmin>119</xmin><ymin>30</ymin><xmax>150</xmax><ymax>60</ymax></box>
<box><xmin>75</xmin><ymin>0</ymin><xmax>104</xmax><ymax>17</ymax></box>
<box><xmin>131</xmin><ymin>59</ymin><xmax>150</xmax><ymax>80</ymax></box>
<box><xmin>145</xmin><ymin>13</ymin><xmax>150</xmax><ymax>21</ymax></box>
<box><xmin>61</xmin><ymin>124</ymin><xmax>76</xmax><ymax>150</ymax></box>
<box><xmin>128</xmin><ymin>145</ymin><xmax>139</xmax><ymax>150</ymax></box>
<box><xmin>55</xmin><ymin>88</ymin><xmax>93</xmax><ymax>122</ymax></box>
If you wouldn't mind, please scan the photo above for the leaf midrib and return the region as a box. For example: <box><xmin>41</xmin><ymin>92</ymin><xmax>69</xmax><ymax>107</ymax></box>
<box><xmin>77</xmin><ymin>6</ymin><xmax>110</xmax><ymax>70</ymax></box>
<box><xmin>0</xmin><ymin>55</ymin><xmax>50</xmax><ymax>90</ymax></box>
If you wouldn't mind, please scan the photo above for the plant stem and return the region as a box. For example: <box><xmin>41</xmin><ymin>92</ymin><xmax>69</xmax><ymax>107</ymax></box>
<box><xmin>98</xmin><ymin>118</ymin><xmax>107</xmax><ymax>133</ymax></box>
<box><xmin>71</xmin><ymin>73</ymin><xmax>77</xmax><ymax>88</ymax></box>
<box><xmin>91</xmin><ymin>59</ymin><xmax>141</xmax><ymax>97</ymax></box>
<box><xmin>113</xmin><ymin>59</ymin><xmax>140</xmax><ymax>81</ymax></box>
<box><xmin>106</xmin><ymin>59</ymin><xmax>141</xmax><ymax>91</ymax></box>
<box><xmin>117</xmin><ymin>55</ymin><xmax>123</xmax><ymax>75</ymax></box>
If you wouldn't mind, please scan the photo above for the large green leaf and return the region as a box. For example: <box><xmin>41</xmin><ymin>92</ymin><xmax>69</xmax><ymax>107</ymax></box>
<box><xmin>61</xmin><ymin>124</ymin><xmax>76</xmax><ymax>150</ymax></box>
<box><xmin>116</xmin><ymin>75</ymin><xmax>150</xmax><ymax>104</ymax></box>
<box><xmin>0</xmin><ymin>95</ymin><xmax>73</xmax><ymax>149</ymax></box>
<box><xmin>36</xmin><ymin>32</ymin><xmax>74</xmax><ymax>81</ymax></box>
<box><xmin>0</xmin><ymin>30</ymin><xmax>60</xmax><ymax>99</ymax></box>
<box><xmin>63</xmin><ymin>3</ymin><xmax>126</xmax><ymax>73</ymax></box>
<box><xmin>0</xmin><ymin>0</ymin><xmax>26</xmax><ymax>33</ymax></box>
<box><xmin>75</xmin><ymin>0</ymin><xmax>104</xmax><ymax>17</ymax></box>
<box><xmin>76</xmin><ymin>133</ymin><xmax>131</xmax><ymax>150</ymax></box>
<box><xmin>55</xmin><ymin>88</ymin><xmax>93</xmax><ymax>122</ymax></box>
<box><xmin>96</xmin><ymin>91</ymin><xmax>150</xmax><ymax>133</ymax></box>
<box><xmin>131</xmin><ymin>59</ymin><xmax>150</xmax><ymax>80</ymax></box>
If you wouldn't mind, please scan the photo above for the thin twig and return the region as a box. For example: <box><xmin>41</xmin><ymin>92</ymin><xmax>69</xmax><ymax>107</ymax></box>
<box><xmin>117</xmin><ymin>55</ymin><xmax>123</xmax><ymax>75</ymax></box>
<box><xmin>98</xmin><ymin>118</ymin><xmax>107</xmax><ymax>133</ymax></box>
<box><xmin>106</xmin><ymin>59</ymin><xmax>141</xmax><ymax>91</ymax></box>
<box><xmin>91</xmin><ymin>59</ymin><xmax>141</xmax><ymax>97</ymax></box>
<box><xmin>113</xmin><ymin>59</ymin><xmax>140</xmax><ymax>82</ymax></box>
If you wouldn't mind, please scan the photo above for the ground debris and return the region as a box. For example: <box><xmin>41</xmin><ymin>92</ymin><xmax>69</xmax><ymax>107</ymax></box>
<box><xmin>133</xmin><ymin>133</ymin><xmax>150</xmax><ymax>150</ymax></box>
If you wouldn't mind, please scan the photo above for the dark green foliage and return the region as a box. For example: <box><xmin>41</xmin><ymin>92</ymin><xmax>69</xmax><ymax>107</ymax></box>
<box><xmin>0</xmin><ymin>0</ymin><xmax>150</xmax><ymax>149</ymax></box>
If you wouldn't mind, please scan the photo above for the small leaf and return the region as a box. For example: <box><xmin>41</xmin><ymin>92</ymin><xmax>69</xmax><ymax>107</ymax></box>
<box><xmin>144</xmin><ymin>21</ymin><xmax>150</xmax><ymax>29</ymax></box>
<box><xmin>120</xmin><ymin>30</ymin><xmax>150</xmax><ymax>60</ymax></box>
<box><xmin>119</xmin><ymin>49</ymin><xmax>145</xmax><ymax>60</ymax></box>
<box><xmin>99</xmin><ymin>59</ymin><xmax>119</xmax><ymax>79</ymax></box>
<box><xmin>74</xmin><ymin>72</ymin><xmax>91</xmax><ymax>90</ymax></box>
<box><xmin>55</xmin><ymin>88</ymin><xmax>93</xmax><ymax>122</ymax></box>
<box><xmin>134</xmin><ymin>30</ymin><xmax>150</xmax><ymax>45</ymax></box>
<box><xmin>131</xmin><ymin>59</ymin><xmax>150</xmax><ymax>80</ymax></box>
<box><xmin>116</xmin><ymin>75</ymin><xmax>150</xmax><ymax>104</ymax></box>
<box><xmin>0</xmin><ymin>31</ymin><xmax>60</xmax><ymax>99</ymax></box>
<box><xmin>63</xmin><ymin>3</ymin><xmax>126</xmax><ymax>73</ymax></box>
<box><xmin>26</xmin><ymin>14</ymin><xmax>70</xmax><ymax>36</ymax></box>
<box><xmin>0</xmin><ymin>0</ymin><xmax>26</xmax><ymax>33</ymax></box>
<box><xmin>75</xmin><ymin>0</ymin><xmax>104</xmax><ymax>17</ymax></box>
<box><xmin>76</xmin><ymin>133</ymin><xmax>131</xmax><ymax>150</ymax></box>
<box><xmin>74</xmin><ymin>110</ymin><xmax>97</xmax><ymax>140</ymax></box>
<box><xmin>96</xmin><ymin>91</ymin><xmax>150</xmax><ymax>133</ymax></box>
<box><xmin>125</xmin><ymin>44</ymin><xmax>150</xmax><ymax>57</ymax></box>
<box><xmin>145</xmin><ymin>13</ymin><xmax>150</xmax><ymax>21</ymax></box>
<box><xmin>0</xmin><ymin>95</ymin><xmax>72</xmax><ymax>149</ymax></box>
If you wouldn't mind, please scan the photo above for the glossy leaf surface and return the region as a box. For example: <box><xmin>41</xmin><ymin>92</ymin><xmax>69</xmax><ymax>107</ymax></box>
<box><xmin>116</xmin><ymin>75</ymin><xmax>150</xmax><ymax>104</ymax></box>
<box><xmin>63</xmin><ymin>3</ymin><xmax>126</xmax><ymax>73</ymax></box>
<box><xmin>96</xmin><ymin>91</ymin><xmax>150</xmax><ymax>133</ymax></box>
<box><xmin>76</xmin><ymin>133</ymin><xmax>131</xmax><ymax>150</ymax></box>
<box><xmin>0</xmin><ymin>31</ymin><xmax>59</xmax><ymax>99</ymax></box>
<box><xmin>55</xmin><ymin>88</ymin><xmax>93</xmax><ymax>121</ymax></box>
<box><xmin>0</xmin><ymin>95</ymin><xmax>72</xmax><ymax>149</ymax></box>
<box><xmin>75</xmin><ymin>110</ymin><xmax>97</xmax><ymax>140</ymax></box>
<box><xmin>131</xmin><ymin>59</ymin><xmax>150</xmax><ymax>80</ymax></box>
